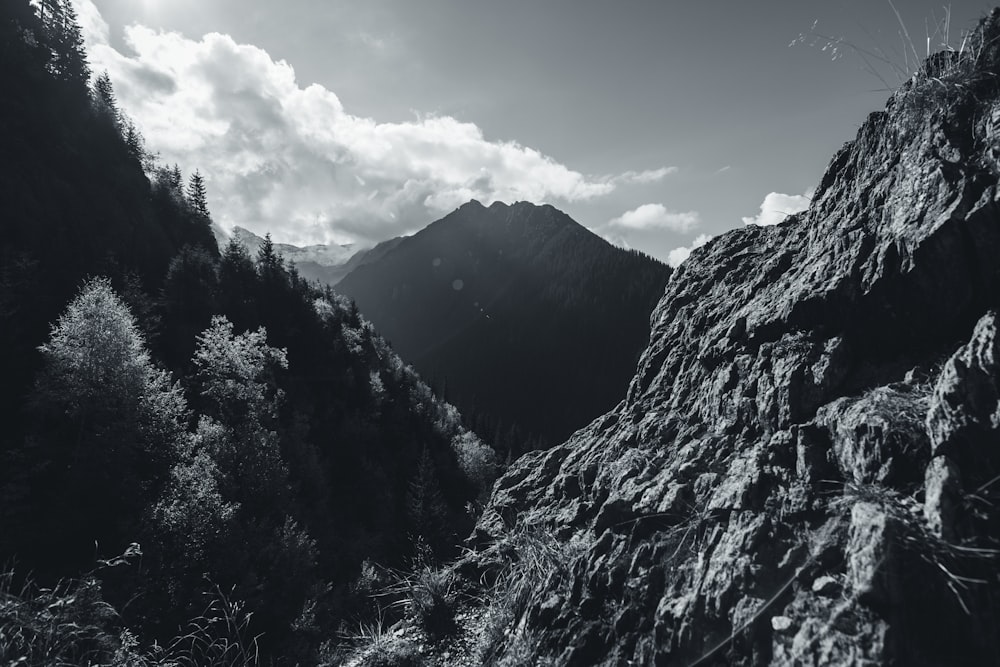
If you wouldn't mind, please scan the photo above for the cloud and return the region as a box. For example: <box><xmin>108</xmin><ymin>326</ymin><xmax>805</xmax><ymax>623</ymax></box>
<box><xmin>608</xmin><ymin>203</ymin><xmax>700</xmax><ymax>232</ymax></box>
<box><xmin>73</xmin><ymin>0</ymin><xmax>665</xmax><ymax>246</ymax></box>
<box><xmin>666</xmin><ymin>233</ymin><xmax>713</xmax><ymax>268</ymax></box>
<box><xmin>611</xmin><ymin>167</ymin><xmax>677</xmax><ymax>185</ymax></box>
<box><xmin>72</xmin><ymin>0</ymin><xmax>110</xmax><ymax>46</ymax></box>
<box><xmin>741</xmin><ymin>189</ymin><xmax>813</xmax><ymax>227</ymax></box>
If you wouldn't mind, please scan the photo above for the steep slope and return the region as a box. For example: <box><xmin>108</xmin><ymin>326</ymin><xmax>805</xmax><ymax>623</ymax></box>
<box><xmin>0</xmin><ymin>0</ymin><xmax>217</xmax><ymax>446</ymax></box>
<box><xmin>469</xmin><ymin>12</ymin><xmax>1000</xmax><ymax>666</ymax></box>
<box><xmin>0</xmin><ymin>4</ymin><xmax>495</xmax><ymax>662</ymax></box>
<box><xmin>336</xmin><ymin>201</ymin><xmax>672</xmax><ymax>448</ymax></box>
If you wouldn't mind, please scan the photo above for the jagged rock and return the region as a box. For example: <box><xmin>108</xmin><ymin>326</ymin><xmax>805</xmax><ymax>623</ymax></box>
<box><xmin>924</xmin><ymin>310</ymin><xmax>1000</xmax><ymax>543</ymax></box>
<box><xmin>470</xmin><ymin>10</ymin><xmax>1000</xmax><ymax>667</ymax></box>
<box><xmin>923</xmin><ymin>455</ymin><xmax>961</xmax><ymax>539</ymax></box>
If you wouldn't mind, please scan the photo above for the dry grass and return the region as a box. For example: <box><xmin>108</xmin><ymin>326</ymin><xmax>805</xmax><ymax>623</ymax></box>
<box><xmin>792</xmin><ymin>2</ymin><xmax>999</xmax><ymax>105</ymax></box>
<box><xmin>0</xmin><ymin>570</ymin><xmax>119</xmax><ymax>666</ymax></box>
<box><xmin>835</xmin><ymin>483</ymin><xmax>999</xmax><ymax>615</ymax></box>
<box><xmin>469</xmin><ymin>525</ymin><xmax>585</xmax><ymax>665</ymax></box>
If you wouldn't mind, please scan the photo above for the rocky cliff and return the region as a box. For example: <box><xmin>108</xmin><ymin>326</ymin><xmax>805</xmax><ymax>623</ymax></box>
<box><xmin>473</xmin><ymin>11</ymin><xmax>1000</xmax><ymax>666</ymax></box>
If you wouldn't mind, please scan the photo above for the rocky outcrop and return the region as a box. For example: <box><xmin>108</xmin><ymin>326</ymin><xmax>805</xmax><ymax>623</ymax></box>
<box><xmin>473</xmin><ymin>11</ymin><xmax>1000</xmax><ymax>666</ymax></box>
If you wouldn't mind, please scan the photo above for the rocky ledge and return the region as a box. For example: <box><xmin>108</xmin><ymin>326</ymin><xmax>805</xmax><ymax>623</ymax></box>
<box><xmin>473</xmin><ymin>10</ymin><xmax>1000</xmax><ymax>666</ymax></box>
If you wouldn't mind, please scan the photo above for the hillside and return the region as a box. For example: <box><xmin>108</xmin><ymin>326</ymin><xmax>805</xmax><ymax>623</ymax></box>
<box><xmin>0</xmin><ymin>3</ymin><xmax>495</xmax><ymax>664</ymax></box>
<box><xmin>336</xmin><ymin>200</ymin><xmax>672</xmax><ymax>449</ymax></box>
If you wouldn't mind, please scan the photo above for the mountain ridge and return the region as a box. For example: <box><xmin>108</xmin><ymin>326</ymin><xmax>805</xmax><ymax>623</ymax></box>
<box><xmin>335</xmin><ymin>198</ymin><xmax>673</xmax><ymax>449</ymax></box>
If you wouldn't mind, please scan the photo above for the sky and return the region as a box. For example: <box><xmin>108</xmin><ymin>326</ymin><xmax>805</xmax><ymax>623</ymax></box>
<box><xmin>72</xmin><ymin>0</ymin><xmax>994</xmax><ymax>264</ymax></box>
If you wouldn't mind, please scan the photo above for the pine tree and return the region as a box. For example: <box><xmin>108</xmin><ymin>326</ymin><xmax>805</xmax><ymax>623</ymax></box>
<box><xmin>187</xmin><ymin>170</ymin><xmax>209</xmax><ymax>217</ymax></box>
<box><xmin>91</xmin><ymin>71</ymin><xmax>119</xmax><ymax>126</ymax></box>
<box><xmin>405</xmin><ymin>446</ymin><xmax>452</xmax><ymax>560</ymax></box>
<box><xmin>170</xmin><ymin>164</ymin><xmax>183</xmax><ymax>190</ymax></box>
<box><xmin>38</xmin><ymin>0</ymin><xmax>88</xmax><ymax>85</ymax></box>
<box><xmin>256</xmin><ymin>233</ymin><xmax>284</xmax><ymax>286</ymax></box>
<box><xmin>122</xmin><ymin>119</ymin><xmax>145</xmax><ymax>163</ymax></box>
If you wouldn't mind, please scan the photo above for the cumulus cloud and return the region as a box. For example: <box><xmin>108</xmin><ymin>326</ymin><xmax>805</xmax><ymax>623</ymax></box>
<box><xmin>73</xmin><ymin>0</ymin><xmax>673</xmax><ymax>246</ymax></box>
<box><xmin>741</xmin><ymin>189</ymin><xmax>813</xmax><ymax>227</ymax></box>
<box><xmin>608</xmin><ymin>203</ymin><xmax>700</xmax><ymax>232</ymax></box>
<box><xmin>667</xmin><ymin>233</ymin><xmax>713</xmax><ymax>268</ymax></box>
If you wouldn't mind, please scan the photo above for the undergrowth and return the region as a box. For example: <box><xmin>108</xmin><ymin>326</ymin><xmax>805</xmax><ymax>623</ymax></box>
<box><xmin>0</xmin><ymin>567</ymin><xmax>260</xmax><ymax>667</ymax></box>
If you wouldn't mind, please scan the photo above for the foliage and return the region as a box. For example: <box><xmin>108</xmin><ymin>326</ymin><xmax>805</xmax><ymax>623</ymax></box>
<box><xmin>471</xmin><ymin>526</ymin><xmax>585</xmax><ymax>664</ymax></box>
<box><xmin>0</xmin><ymin>6</ymin><xmax>498</xmax><ymax>660</ymax></box>
<box><xmin>24</xmin><ymin>278</ymin><xmax>187</xmax><ymax>568</ymax></box>
<box><xmin>194</xmin><ymin>315</ymin><xmax>287</xmax><ymax>428</ymax></box>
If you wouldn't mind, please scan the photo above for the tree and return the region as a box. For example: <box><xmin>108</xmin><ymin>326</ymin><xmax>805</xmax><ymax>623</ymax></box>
<box><xmin>187</xmin><ymin>170</ymin><xmax>209</xmax><ymax>218</ymax></box>
<box><xmin>406</xmin><ymin>446</ymin><xmax>452</xmax><ymax>561</ymax></box>
<box><xmin>27</xmin><ymin>278</ymin><xmax>187</xmax><ymax>566</ymax></box>
<box><xmin>169</xmin><ymin>164</ymin><xmax>183</xmax><ymax>191</ymax></box>
<box><xmin>91</xmin><ymin>71</ymin><xmax>119</xmax><ymax>126</ymax></box>
<box><xmin>159</xmin><ymin>246</ymin><xmax>219</xmax><ymax>371</ymax></box>
<box><xmin>37</xmin><ymin>0</ymin><xmax>88</xmax><ymax>86</ymax></box>
<box><xmin>256</xmin><ymin>233</ymin><xmax>283</xmax><ymax>280</ymax></box>
<box><xmin>194</xmin><ymin>315</ymin><xmax>287</xmax><ymax>430</ymax></box>
<box><xmin>179</xmin><ymin>316</ymin><xmax>320</xmax><ymax>657</ymax></box>
<box><xmin>122</xmin><ymin>119</ymin><xmax>146</xmax><ymax>165</ymax></box>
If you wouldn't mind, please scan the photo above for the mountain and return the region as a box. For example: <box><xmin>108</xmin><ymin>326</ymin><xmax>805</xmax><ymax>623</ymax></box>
<box><xmin>218</xmin><ymin>225</ymin><xmax>368</xmax><ymax>286</ymax></box>
<box><xmin>334</xmin><ymin>200</ymin><xmax>673</xmax><ymax>450</ymax></box>
<box><xmin>437</xmin><ymin>12</ymin><xmax>1000</xmax><ymax>666</ymax></box>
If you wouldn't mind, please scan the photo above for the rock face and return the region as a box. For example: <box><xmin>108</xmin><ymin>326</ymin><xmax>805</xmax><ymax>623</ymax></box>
<box><xmin>475</xmin><ymin>12</ymin><xmax>1000</xmax><ymax>666</ymax></box>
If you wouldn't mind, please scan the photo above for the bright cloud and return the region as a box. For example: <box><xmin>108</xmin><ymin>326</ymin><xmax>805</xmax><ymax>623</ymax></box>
<box><xmin>741</xmin><ymin>189</ymin><xmax>813</xmax><ymax>227</ymax></box>
<box><xmin>74</xmin><ymin>0</ymin><xmax>673</xmax><ymax>246</ymax></box>
<box><xmin>667</xmin><ymin>233</ymin><xmax>713</xmax><ymax>268</ymax></box>
<box><xmin>608</xmin><ymin>203</ymin><xmax>700</xmax><ymax>232</ymax></box>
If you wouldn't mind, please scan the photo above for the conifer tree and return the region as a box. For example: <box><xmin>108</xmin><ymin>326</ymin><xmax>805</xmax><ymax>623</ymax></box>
<box><xmin>170</xmin><ymin>164</ymin><xmax>183</xmax><ymax>190</ymax></box>
<box><xmin>91</xmin><ymin>71</ymin><xmax>119</xmax><ymax>125</ymax></box>
<box><xmin>187</xmin><ymin>169</ymin><xmax>209</xmax><ymax>217</ymax></box>
<box><xmin>38</xmin><ymin>0</ymin><xmax>88</xmax><ymax>85</ymax></box>
<box><xmin>406</xmin><ymin>446</ymin><xmax>452</xmax><ymax>559</ymax></box>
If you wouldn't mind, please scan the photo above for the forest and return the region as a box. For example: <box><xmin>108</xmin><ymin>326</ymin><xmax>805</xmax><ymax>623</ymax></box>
<box><xmin>0</xmin><ymin>2</ymin><xmax>497</xmax><ymax>663</ymax></box>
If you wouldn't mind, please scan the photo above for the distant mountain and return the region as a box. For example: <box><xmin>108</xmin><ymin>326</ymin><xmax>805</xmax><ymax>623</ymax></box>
<box><xmin>214</xmin><ymin>225</ymin><xmax>370</xmax><ymax>285</ymax></box>
<box><xmin>335</xmin><ymin>200</ymin><xmax>672</xmax><ymax>450</ymax></box>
